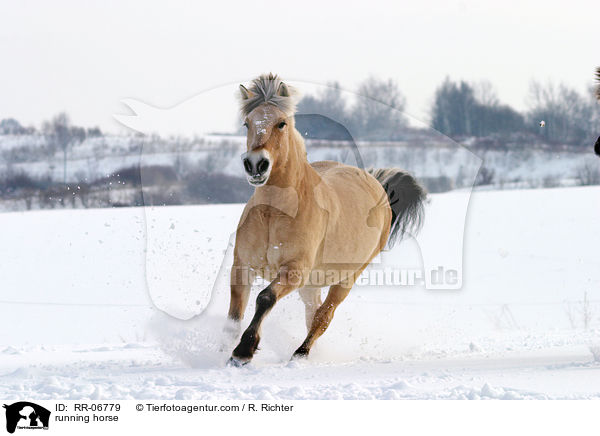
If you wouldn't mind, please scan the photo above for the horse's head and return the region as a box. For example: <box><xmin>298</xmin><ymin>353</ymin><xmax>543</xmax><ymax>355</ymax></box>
<box><xmin>238</xmin><ymin>74</ymin><xmax>298</xmax><ymax>186</ymax></box>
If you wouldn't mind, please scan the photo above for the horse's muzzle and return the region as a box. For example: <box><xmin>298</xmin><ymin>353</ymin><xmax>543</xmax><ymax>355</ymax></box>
<box><xmin>242</xmin><ymin>150</ymin><xmax>271</xmax><ymax>185</ymax></box>
<box><xmin>248</xmin><ymin>175</ymin><xmax>268</xmax><ymax>186</ymax></box>
<box><xmin>243</xmin><ymin>157</ymin><xmax>270</xmax><ymax>177</ymax></box>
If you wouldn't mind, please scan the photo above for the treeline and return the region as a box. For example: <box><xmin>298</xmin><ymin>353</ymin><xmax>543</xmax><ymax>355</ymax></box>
<box><xmin>431</xmin><ymin>79</ymin><xmax>599</xmax><ymax>145</ymax></box>
<box><xmin>431</xmin><ymin>80</ymin><xmax>525</xmax><ymax>137</ymax></box>
<box><xmin>295</xmin><ymin>77</ymin><xmax>599</xmax><ymax>146</ymax></box>
<box><xmin>0</xmin><ymin>75</ymin><xmax>598</xmax><ymax>211</ymax></box>
<box><xmin>0</xmin><ymin>162</ymin><xmax>254</xmax><ymax>211</ymax></box>
<box><xmin>1</xmin><ymin>114</ymin><xmax>104</xmax><ymax>184</ymax></box>
<box><xmin>2</xmin><ymin>76</ymin><xmax>598</xmax><ymax>147</ymax></box>
<box><xmin>296</xmin><ymin>78</ymin><xmax>406</xmax><ymax>141</ymax></box>
<box><xmin>0</xmin><ymin>116</ymin><xmax>102</xmax><ymax>138</ymax></box>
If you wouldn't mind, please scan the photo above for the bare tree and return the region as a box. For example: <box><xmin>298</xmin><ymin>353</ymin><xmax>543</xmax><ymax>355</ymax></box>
<box><xmin>351</xmin><ymin>76</ymin><xmax>407</xmax><ymax>140</ymax></box>
<box><xmin>473</xmin><ymin>80</ymin><xmax>500</xmax><ymax>107</ymax></box>
<box><xmin>431</xmin><ymin>78</ymin><xmax>524</xmax><ymax>138</ymax></box>
<box><xmin>582</xmin><ymin>292</ymin><xmax>591</xmax><ymax>331</ymax></box>
<box><xmin>43</xmin><ymin>112</ymin><xmax>82</xmax><ymax>185</ymax></box>
<box><xmin>526</xmin><ymin>81</ymin><xmax>594</xmax><ymax>145</ymax></box>
<box><xmin>475</xmin><ymin>166</ymin><xmax>495</xmax><ymax>186</ymax></box>
<box><xmin>576</xmin><ymin>158</ymin><xmax>600</xmax><ymax>186</ymax></box>
<box><xmin>298</xmin><ymin>82</ymin><xmax>348</xmax><ymax>121</ymax></box>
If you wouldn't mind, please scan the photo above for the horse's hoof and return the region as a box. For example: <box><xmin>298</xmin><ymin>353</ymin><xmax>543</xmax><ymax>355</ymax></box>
<box><xmin>227</xmin><ymin>357</ymin><xmax>249</xmax><ymax>367</ymax></box>
<box><xmin>291</xmin><ymin>348</ymin><xmax>309</xmax><ymax>360</ymax></box>
<box><xmin>223</xmin><ymin>319</ymin><xmax>241</xmax><ymax>339</ymax></box>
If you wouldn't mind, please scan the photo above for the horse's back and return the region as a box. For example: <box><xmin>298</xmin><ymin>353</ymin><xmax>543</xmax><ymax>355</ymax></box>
<box><xmin>310</xmin><ymin>160</ymin><xmax>383</xmax><ymax>202</ymax></box>
<box><xmin>310</xmin><ymin>160</ymin><xmax>348</xmax><ymax>186</ymax></box>
<box><xmin>309</xmin><ymin>160</ymin><xmax>391</xmax><ymax>266</ymax></box>
<box><xmin>310</xmin><ymin>160</ymin><xmax>343</xmax><ymax>173</ymax></box>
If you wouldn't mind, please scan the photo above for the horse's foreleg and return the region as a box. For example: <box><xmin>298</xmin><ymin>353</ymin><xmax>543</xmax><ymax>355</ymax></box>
<box><xmin>293</xmin><ymin>283</ymin><xmax>352</xmax><ymax>358</ymax></box>
<box><xmin>229</xmin><ymin>263</ymin><xmax>307</xmax><ymax>365</ymax></box>
<box><xmin>298</xmin><ymin>287</ymin><xmax>322</xmax><ymax>332</ymax></box>
<box><xmin>225</xmin><ymin>264</ymin><xmax>254</xmax><ymax>341</ymax></box>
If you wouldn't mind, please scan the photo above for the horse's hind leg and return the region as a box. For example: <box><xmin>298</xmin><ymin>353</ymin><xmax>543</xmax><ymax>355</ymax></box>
<box><xmin>298</xmin><ymin>287</ymin><xmax>322</xmax><ymax>332</ymax></box>
<box><xmin>293</xmin><ymin>283</ymin><xmax>352</xmax><ymax>358</ymax></box>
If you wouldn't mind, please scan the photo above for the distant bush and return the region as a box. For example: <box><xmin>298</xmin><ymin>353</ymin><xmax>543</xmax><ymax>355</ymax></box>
<box><xmin>142</xmin><ymin>188</ymin><xmax>181</xmax><ymax>206</ymax></box>
<box><xmin>420</xmin><ymin>175</ymin><xmax>453</xmax><ymax>193</ymax></box>
<box><xmin>576</xmin><ymin>159</ymin><xmax>600</xmax><ymax>186</ymax></box>
<box><xmin>89</xmin><ymin>165</ymin><xmax>178</xmax><ymax>188</ymax></box>
<box><xmin>109</xmin><ymin>166</ymin><xmax>143</xmax><ymax>186</ymax></box>
<box><xmin>475</xmin><ymin>166</ymin><xmax>495</xmax><ymax>186</ymax></box>
<box><xmin>183</xmin><ymin>169</ymin><xmax>253</xmax><ymax>204</ymax></box>
<box><xmin>542</xmin><ymin>174</ymin><xmax>561</xmax><ymax>188</ymax></box>
<box><xmin>0</xmin><ymin>172</ymin><xmax>52</xmax><ymax>196</ymax></box>
<box><xmin>0</xmin><ymin>118</ymin><xmax>36</xmax><ymax>135</ymax></box>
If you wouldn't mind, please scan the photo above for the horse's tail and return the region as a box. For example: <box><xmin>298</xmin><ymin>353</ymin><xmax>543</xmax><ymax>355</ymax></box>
<box><xmin>367</xmin><ymin>168</ymin><xmax>427</xmax><ymax>247</ymax></box>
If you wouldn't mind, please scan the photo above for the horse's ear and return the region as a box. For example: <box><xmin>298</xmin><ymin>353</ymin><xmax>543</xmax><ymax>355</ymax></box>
<box><xmin>239</xmin><ymin>84</ymin><xmax>254</xmax><ymax>100</ymax></box>
<box><xmin>277</xmin><ymin>82</ymin><xmax>291</xmax><ymax>97</ymax></box>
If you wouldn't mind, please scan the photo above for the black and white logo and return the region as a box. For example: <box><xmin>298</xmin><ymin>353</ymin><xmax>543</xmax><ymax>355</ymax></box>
<box><xmin>3</xmin><ymin>402</ymin><xmax>50</xmax><ymax>433</ymax></box>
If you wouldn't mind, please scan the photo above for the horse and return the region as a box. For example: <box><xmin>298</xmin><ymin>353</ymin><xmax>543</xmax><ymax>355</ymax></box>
<box><xmin>225</xmin><ymin>73</ymin><xmax>426</xmax><ymax>366</ymax></box>
<box><xmin>595</xmin><ymin>67</ymin><xmax>600</xmax><ymax>157</ymax></box>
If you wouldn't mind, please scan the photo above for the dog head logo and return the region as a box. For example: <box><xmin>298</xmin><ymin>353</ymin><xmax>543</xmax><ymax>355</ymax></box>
<box><xmin>3</xmin><ymin>402</ymin><xmax>50</xmax><ymax>433</ymax></box>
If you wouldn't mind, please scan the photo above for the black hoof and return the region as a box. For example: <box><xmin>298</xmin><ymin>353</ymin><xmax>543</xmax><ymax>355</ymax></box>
<box><xmin>292</xmin><ymin>347</ymin><xmax>309</xmax><ymax>359</ymax></box>
<box><xmin>227</xmin><ymin>357</ymin><xmax>249</xmax><ymax>367</ymax></box>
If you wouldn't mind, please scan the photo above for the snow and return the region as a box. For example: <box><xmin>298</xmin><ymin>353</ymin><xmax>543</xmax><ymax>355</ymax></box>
<box><xmin>0</xmin><ymin>186</ymin><xmax>599</xmax><ymax>399</ymax></box>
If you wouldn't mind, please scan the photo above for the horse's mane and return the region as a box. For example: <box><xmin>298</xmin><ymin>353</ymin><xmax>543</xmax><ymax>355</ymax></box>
<box><xmin>239</xmin><ymin>73</ymin><xmax>297</xmax><ymax>117</ymax></box>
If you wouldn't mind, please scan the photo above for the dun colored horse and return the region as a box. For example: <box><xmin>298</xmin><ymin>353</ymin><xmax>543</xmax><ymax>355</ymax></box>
<box><xmin>226</xmin><ymin>74</ymin><xmax>426</xmax><ymax>366</ymax></box>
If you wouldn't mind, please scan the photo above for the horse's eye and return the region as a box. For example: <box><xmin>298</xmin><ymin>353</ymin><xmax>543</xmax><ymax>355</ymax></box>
<box><xmin>277</xmin><ymin>121</ymin><xmax>286</xmax><ymax>129</ymax></box>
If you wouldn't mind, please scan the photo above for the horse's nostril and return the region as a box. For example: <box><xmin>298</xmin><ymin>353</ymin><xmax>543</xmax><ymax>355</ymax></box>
<box><xmin>243</xmin><ymin>158</ymin><xmax>253</xmax><ymax>174</ymax></box>
<box><xmin>257</xmin><ymin>159</ymin><xmax>269</xmax><ymax>175</ymax></box>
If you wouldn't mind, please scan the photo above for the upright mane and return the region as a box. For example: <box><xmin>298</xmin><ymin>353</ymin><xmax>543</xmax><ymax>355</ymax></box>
<box><xmin>239</xmin><ymin>73</ymin><xmax>297</xmax><ymax>117</ymax></box>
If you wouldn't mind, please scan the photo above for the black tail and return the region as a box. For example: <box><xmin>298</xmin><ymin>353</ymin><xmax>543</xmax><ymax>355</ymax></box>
<box><xmin>367</xmin><ymin>168</ymin><xmax>427</xmax><ymax>247</ymax></box>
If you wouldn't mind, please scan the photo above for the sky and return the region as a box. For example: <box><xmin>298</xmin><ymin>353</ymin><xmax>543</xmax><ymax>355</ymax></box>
<box><xmin>0</xmin><ymin>0</ymin><xmax>598</xmax><ymax>135</ymax></box>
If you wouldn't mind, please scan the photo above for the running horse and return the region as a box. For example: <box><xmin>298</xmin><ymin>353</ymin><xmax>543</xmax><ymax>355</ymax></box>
<box><xmin>225</xmin><ymin>74</ymin><xmax>426</xmax><ymax>366</ymax></box>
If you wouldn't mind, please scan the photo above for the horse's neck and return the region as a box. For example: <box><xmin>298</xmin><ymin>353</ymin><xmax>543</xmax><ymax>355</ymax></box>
<box><xmin>254</xmin><ymin>132</ymin><xmax>321</xmax><ymax>220</ymax></box>
<box><xmin>263</xmin><ymin>130</ymin><xmax>316</xmax><ymax>193</ymax></box>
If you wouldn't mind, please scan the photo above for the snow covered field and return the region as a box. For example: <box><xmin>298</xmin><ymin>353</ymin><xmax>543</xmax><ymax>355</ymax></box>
<box><xmin>0</xmin><ymin>186</ymin><xmax>599</xmax><ymax>400</ymax></box>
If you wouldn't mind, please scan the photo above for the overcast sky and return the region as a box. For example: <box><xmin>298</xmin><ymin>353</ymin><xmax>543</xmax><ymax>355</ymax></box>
<box><xmin>0</xmin><ymin>0</ymin><xmax>598</xmax><ymax>134</ymax></box>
